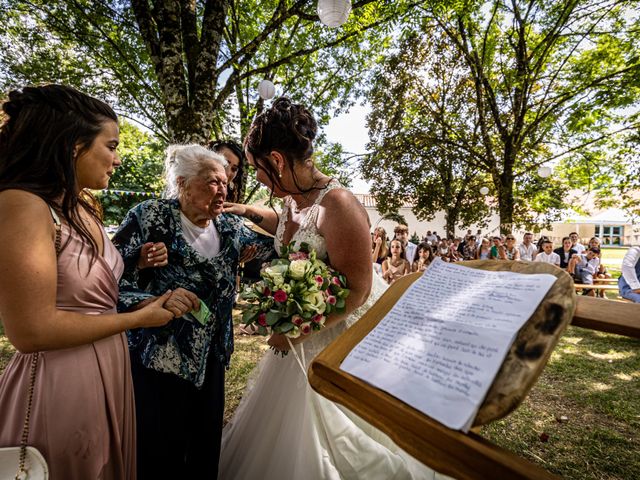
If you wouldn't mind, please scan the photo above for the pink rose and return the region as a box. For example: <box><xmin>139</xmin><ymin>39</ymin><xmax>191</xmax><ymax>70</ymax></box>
<box><xmin>292</xmin><ymin>315</ymin><xmax>303</xmax><ymax>326</ymax></box>
<box><xmin>326</xmin><ymin>295</ymin><xmax>337</xmax><ymax>305</ymax></box>
<box><xmin>312</xmin><ymin>314</ymin><xmax>325</xmax><ymax>325</ymax></box>
<box><xmin>273</xmin><ymin>290</ymin><xmax>287</xmax><ymax>303</ymax></box>
<box><xmin>331</xmin><ymin>276</ymin><xmax>341</xmax><ymax>286</ymax></box>
<box><xmin>315</xmin><ymin>275</ymin><xmax>324</xmax><ymax>285</ymax></box>
<box><xmin>257</xmin><ymin>313</ymin><xmax>267</xmax><ymax>327</ymax></box>
<box><xmin>300</xmin><ymin>322</ymin><xmax>312</xmax><ymax>335</ymax></box>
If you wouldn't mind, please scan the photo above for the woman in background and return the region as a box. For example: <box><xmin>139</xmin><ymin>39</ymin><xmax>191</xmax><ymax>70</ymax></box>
<box><xmin>382</xmin><ymin>238</ymin><xmax>411</xmax><ymax>284</ymax></box>
<box><xmin>372</xmin><ymin>226</ymin><xmax>389</xmax><ymax>264</ymax></box>
<box><xmin>413</xmin><ymin>242</ymin><xmax>433</xmax><ymax>272</ymax></box>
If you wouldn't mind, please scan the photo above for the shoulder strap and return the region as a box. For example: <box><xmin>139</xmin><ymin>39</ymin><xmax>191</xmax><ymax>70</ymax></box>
<box><xmin>48</xmin><ymin>205</ymin><xmax>62</xmax><ymax>255</ymax></box>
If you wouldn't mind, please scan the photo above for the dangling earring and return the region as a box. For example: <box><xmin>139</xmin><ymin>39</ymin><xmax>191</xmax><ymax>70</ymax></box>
<box><xmin>278</xmin><ymin>170</ymin><xmax>283</xmax><ymax>178</ymax></box>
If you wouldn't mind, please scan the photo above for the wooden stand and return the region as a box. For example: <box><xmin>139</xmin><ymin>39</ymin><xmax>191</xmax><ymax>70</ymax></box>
<box><xmin>308</xmin><ymin>271</ymin><xmax>640</xmax><ymax>480</ymax></box>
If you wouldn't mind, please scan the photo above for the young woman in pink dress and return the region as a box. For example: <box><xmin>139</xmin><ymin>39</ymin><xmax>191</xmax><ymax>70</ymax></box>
<box><xmin>0</xmin><ymin>85</ymin><xmax>173</xmax><ymax>480</ymax></box>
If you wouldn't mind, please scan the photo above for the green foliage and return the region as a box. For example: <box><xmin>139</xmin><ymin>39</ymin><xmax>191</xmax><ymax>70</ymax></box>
<box><xmin>0</xmin><ymin>0</ymin><xmax>421</xmax><ymax>199</ymax></box>
<box><xmin>364</xmin><ymin>30</ymin><xmax>491</xmax><ymax>237</ymax></box>
<box><xmin>95</xmin><ymin>120</ymin><xmax>165</xmax><ymax>226</ymax></box>
<box><xmin>366</xmin><ymin>1</ymin><xmax>640</xmax><ymax>232</ymax></box>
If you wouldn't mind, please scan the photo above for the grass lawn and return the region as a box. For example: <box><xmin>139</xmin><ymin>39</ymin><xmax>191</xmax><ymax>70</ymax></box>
<box><xmin>1</xmin><ymin>313</ymin><xmax>638</xmax><ymax>479</ymax></box>
<box><xmin>600</xmin><ymin>248</ymin><xmax>629</xmax><ymax>262</ymax></box>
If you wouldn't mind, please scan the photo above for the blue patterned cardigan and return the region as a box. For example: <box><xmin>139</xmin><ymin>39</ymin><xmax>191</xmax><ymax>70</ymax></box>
<box><xmin>113</xmin><ymin>199</ymin><xmax>274</xmax><ymax>387</ymax></box>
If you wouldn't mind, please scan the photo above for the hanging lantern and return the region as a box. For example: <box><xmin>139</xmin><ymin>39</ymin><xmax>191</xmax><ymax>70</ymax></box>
<box><xmin>317</xmin><ymin>0</ymin><xmax>352</xmax><ymax>28</ymax></box>
<box><xmin>479</xmin><ymin>186</ymin><xmax>489</xmax><ymax>195</ymax></box>
<box><xmin>538</xmin><ymin>166</ymin><xmax>552</xmax><ymax>178</ymax></box>
<box><xmin>257</xmin><ymin>79</ymin><xmax>276</xmax><ymax>100</ymax></box>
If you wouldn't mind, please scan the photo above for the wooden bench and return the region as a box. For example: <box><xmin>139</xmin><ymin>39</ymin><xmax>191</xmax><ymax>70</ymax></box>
<box><xmin>310</xmin><ymin>282</ymin><xmax>640</xmax><ymax>479</ymax></box>
<box><xmin>573</xmin><ymin>283</ymin><xmax>619</xmax><ymax>291</ymax></box>
<box><xmin>593</xmin><ymin>277</ymin><xmax>618</xmax><ymax>284</ymax></box>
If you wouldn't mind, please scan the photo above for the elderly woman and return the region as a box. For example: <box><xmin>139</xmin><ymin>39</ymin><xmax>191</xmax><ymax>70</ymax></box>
<box><xmin>112</xmin><ymin>144</ymin><xmax>273</xmax><ymax>480</ymax></box>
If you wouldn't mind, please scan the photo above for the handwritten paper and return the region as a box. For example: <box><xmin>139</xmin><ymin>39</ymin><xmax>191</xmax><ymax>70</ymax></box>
<box><xmin>341</xmin><ymin>258</ymin><xmax>556</xmax><ymax>431</ymax></box>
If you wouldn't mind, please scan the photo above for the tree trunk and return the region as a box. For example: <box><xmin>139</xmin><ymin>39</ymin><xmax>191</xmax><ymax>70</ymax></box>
<box><xmin>444</xmin><ymin>209</ymin><xmax>457</xmax><ymax>239</ymax></box>
<box><xmin>497</xmin><ymin>170</ymin><xmax>515</xmax><ymax>235</ymax></box>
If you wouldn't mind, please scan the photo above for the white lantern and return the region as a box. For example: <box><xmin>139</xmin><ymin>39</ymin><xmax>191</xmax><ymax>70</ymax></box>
<box><xmin>257</xmin><ymin>79</ymin><xmax>276</xmax><ymax>100</ymax></box>
<box><xmin>538</xmin><ymin>166</ymin><xmax>552</xmax><ymax>178</ymax></box>
<box><xmin>317</xmin><ymin>0</ymin><xmax>352</xmax><ymax>28</ymax></box>
<box><xmin>479</xmin><ymin>186</ymin><xmax>489</xmax><ymax>195</ymax></box>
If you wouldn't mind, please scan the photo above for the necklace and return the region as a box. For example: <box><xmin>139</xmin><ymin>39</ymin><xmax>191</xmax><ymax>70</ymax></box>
<box><xmin>292</xmin><ymin>177</ymin><xmax>320</xmax><ymax>214</ymax></box>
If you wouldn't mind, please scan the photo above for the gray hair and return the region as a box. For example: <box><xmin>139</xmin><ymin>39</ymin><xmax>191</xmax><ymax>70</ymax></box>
<box><xmin>163</xmin><ymin>144</ymin><xmax>228</xmax><ymax>199</ymax></box>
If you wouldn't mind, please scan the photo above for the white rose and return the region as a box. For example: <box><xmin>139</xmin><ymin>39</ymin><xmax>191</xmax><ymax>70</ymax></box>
<box><xmin>285</xmin><ymin>326</ymin><xmax>301</xmax><ymax>338</ymax></box>
<box><xmin>302</xmin><ymin>291</ymin><xmax>326</xmax><ymax>314</ymax></box>
<box><xmin>262</xmin><ymin>263</ymin><xmax>288</xmax><ymax>278</ymax></box>
<box><xmin>289</xmin><ymin>259</ymin><xmax>310</xmax><ymax>280</ymax></box>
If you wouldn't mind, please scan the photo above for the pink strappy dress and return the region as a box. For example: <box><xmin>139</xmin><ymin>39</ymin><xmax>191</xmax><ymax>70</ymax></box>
<box><xmin>0</xmin><ymin>223</ymin><xmax>135</xmax><ymax>480</ymax></box>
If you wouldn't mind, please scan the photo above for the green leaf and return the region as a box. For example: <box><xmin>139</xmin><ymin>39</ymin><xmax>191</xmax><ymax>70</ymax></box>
<box><xmin>266</xmin><ymin>310</ymin><xmax>281</xmax><ymax>326</ymax></box>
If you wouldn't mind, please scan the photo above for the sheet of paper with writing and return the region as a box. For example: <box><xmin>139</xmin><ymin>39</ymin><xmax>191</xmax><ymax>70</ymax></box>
<box><xmin>340</xmin><ymin>258</ymin><xmax>557</xmax><ymax>432</ymax></box>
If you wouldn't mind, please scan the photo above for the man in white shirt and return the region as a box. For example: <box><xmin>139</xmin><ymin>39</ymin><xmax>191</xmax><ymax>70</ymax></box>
<box><xmin>569</xmin><ymin>232</ymin><xmax>586</xmax><ymax>254</ymax></box>
<box><xmin>518</xmin><ymin>232</ymin><xmax>537</xmax><ymax>261</ymax></box>
<box><xmin>533</xmin><ymin>240</ymin><xmax>560</xmax><ymax>266</ymax></box>
<box><xmin>394</xmin><ymin>224</ymin><xmax>417</xmax><ymax>265</ymax></box>
<box><xmin>619</xmin><ymin>246</ymin><xmax>640</xmax><ymax>303</ymax></box>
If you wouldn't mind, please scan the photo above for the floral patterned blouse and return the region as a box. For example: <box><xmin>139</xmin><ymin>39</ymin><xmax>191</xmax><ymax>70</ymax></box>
<box><xmin>113</xmin><ymin>199</ymin><xmax>274</xmax><ymax>387</ymax></box>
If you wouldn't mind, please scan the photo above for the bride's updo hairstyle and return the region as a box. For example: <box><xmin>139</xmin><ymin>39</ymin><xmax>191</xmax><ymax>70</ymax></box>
<box><xmin>0</xmin><ymin>84</ymin><xmax>117</xmax><ymax>257</ymax></box>
<box><xmin>244</xmin><ymin>97</ymin><xmax>318</xmax><ymax>194</ymax></box>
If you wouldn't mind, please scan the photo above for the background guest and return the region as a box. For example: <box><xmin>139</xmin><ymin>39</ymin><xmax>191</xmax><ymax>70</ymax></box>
<box><xmin>619</xmin><ymin>246</ymin><xmax>640</xmax><ymax>303</ymax></box>
<box><xmin>554</xmin><ymin>236</ymin><xmax>577</xmax><ymax>270</ymax></box>
<box><xmin>534</xmin><ymin>239</ymin><xmax>561</xmax><ymax>266</ymax></box>
<box><xmin>518</xmin><ymin>232</ymin><xmax>537</xmax><ymax>261</ymax></box>
<box><xmin>476</xmin><ymin>238</ymin><xmax>491</xmax><ymax>259</ymax></box>
<box><xmin>394</xmin><ymin>224</ymin><xmax>417</xmax><ymax>265</ymax></box>
<box><xmin>569</xmin><ymin>231</ymin><xmax>586</xmax><ymax>253</ymax></box>
<box><xmin>412</xmin><ymin>242</ymin><xmax>433</xmax><ymax>272</ymax></box>
<box><xmin>382</xmin><ymin>239</ymin><xmax>411</xmax><ymax>284</ymax></box>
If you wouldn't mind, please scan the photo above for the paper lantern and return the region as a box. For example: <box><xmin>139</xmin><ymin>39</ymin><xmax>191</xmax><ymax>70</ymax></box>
<box><xmin>257</xmin><ymin>79</ymin><xmax>276</xmax><ymax>100</ymax></box>
<box><xmin>538</xmin><ymin>166</ymin><xmax>552</xmax><ymax>178</ymax></box>
<box><xmin>317</xmin><ymin>0</ymin><xmax>352</xmax><ymax>27</ymax></box>
<box><xmin>480</xmin><ymin>186</ymin><xmax>489</xmax><ymax>195</ymax></box>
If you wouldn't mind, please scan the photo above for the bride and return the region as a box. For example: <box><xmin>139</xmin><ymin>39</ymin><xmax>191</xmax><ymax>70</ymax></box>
<box><xmin>220</xmin><ymin>98</ymin><xmax>445</xmax><ymax>480</ymax></box>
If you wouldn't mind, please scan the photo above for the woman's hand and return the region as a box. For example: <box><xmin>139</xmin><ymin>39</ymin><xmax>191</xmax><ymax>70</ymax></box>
<box><xmin>137</xmin><ymin>242</ymin><xmax>168</xmax><ymax>269</ymax></box>
<box><xmin>135</xmin><ymin>291</ymin><xmax>175</xmax><ymax>328</ymax></box>
<box><xmin>223</xmin><ymin>202</ymin><xmax>247</xmax><ymax>216</ymax></box>
<box><xmin>268</xmin><ymin>332</ymin><xmax>300</xmax><ymax>352</ymax></box>
<box><xmin>162</xmin><ymin>287</ymin><xmax>200</xmax><ymax>318</ymax></box>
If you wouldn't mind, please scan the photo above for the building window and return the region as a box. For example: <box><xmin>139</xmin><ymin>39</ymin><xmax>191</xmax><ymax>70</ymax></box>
<box><xmin>595</xmin><ymin>225</ymin><xmax>624</xmax><ymax>245</ymax></box>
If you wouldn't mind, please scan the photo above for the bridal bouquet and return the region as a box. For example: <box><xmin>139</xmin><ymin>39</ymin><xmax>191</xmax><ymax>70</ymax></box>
<box><xmin>240</xmin><ymin>242</ymin><xmax>350</xmax><ymax>341</ymax></box>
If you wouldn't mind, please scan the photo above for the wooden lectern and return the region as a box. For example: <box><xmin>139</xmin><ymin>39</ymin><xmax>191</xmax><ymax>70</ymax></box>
<box><xmin>308</xmin><ymin>271</ymin><xmax>640</xmax><ymax>480</ymax></box>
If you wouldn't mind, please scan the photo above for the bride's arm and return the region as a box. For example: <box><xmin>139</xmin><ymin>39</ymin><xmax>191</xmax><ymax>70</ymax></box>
<box><xmin>223</xmin><ymin>202</ymin><xmax>279</xmax><ymax>235</ymax></box>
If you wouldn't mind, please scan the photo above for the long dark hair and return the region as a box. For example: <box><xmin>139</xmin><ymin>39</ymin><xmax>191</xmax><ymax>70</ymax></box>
<box><xmin>0</xmin><ymin>84</ymin><xmax>117</xmax><ymax>258</ymax></box>
<box><xmin>209</xmin><ymin>139</ymin><xmax>243</xmax><ymax>203</ymax></box>
<box><xmin>244</xmin><ymin>97</ymin><xmax>321</xmax><ymax>199</ymax></box>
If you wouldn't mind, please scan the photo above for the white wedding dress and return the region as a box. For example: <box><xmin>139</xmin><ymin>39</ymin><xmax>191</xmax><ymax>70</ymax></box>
<box><xmin>219</xmin><ymin>182</ymin><xmax>449</xmax><ymax>480</ymax></box>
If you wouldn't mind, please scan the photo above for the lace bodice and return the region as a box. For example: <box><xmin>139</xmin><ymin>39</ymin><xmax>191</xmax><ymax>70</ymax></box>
<box><xmin>274</xmin><ymin>180</ymin><xmax>342</xmax><ymax>260</ymax></box>
<box><xmin>272</xmin><ymin>180</ymin><xmax>389</xmax><ymax>360</ymax></box>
